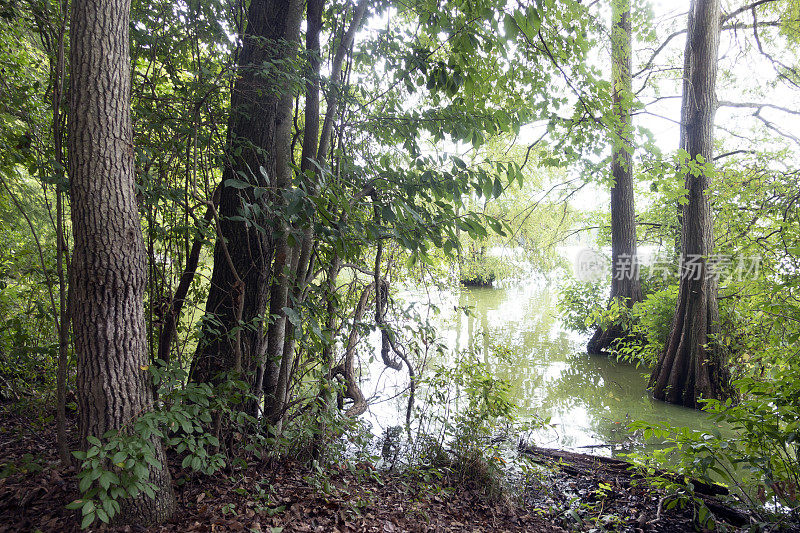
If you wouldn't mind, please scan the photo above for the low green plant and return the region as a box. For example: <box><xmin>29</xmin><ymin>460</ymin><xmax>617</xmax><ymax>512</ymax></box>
<box><xmin>68</xmin><ymin>430</ymin><xmax>163</xmax><ymax>528</ymax></box>
<box><xmin>410</xmin><ymin>352</ymin><xmax>545</xmax><ymax>499</ymax></box>
<box><xmin>557</xmin><ymin>256</ymin><xmax>679</xmax><ymax>366</ymax></box>
<box><xmin>587</xmin><ymin>295</ymin><xmax>633</xmax><ymax>333</ymax></box>
<box><xmin>459</xmin><ymin>252</ymin><xmax>503</xmax><ymax>287</ymax></box>
<box><xmin>612</xmin><ymin>284</ymin><xmax>679</xmax><ymax>368</ymax></box>
<box><xmin>627</xmin><ymin>366</ymin><xmax>800</xmax><ymax>528</ymax></box>
<box><xmin>67</xmin><ymin>360</ymin><xmax>262</xmax><ymax>528</ymax></box>
<box><xmin>0</xmin><ymin>452</ymin><xmax>43</xmax><ymax>478</ymax></box>
<box><xmin>635</xmin><ymin>476</ymin><xmax>719</xmax><ymax>532</ymax></box>
<box><xmin>702</xmin><ymin>370</ymin><xmax>800</xmax><ymax>518</ymax></box>
<box><xmin>0</xmin><ymin>316</ymin><xmax>57</xmax><ymax>400</ymax></box>
<box><xmin>280</xmin><ymin>386</ymin><xmax>378</xmax><ymax>466</ymax></box>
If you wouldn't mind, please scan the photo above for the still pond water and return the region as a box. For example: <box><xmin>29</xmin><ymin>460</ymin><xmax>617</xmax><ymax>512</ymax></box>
<box><xmin>361</xmin><ymin>276</ymin><xmax>724</xmax><ymax>457</ymax></box>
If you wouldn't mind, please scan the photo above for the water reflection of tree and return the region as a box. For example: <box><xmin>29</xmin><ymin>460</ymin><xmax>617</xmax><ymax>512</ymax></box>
<box><xmin>457</xmin><ymin>286</ymin><xmax>506</xmax><ymax>359</ymax></box>
<box><xmin>458</xmin><ymin>283</ymin><xmax>576</xmax><ymax>414</ymax></box>
<box><xmin>543</xmin><ymin>354</ymin><xmax>648</xmax><ymax>447</ymax></box>
<box><xmin>434</xmin><ymin>282</ymin><xmax>717</xmax><ymax>454</ymax></box>
<box><xmin>456</xmin><ymin>283</ymin><xmax>649</xmax><ymax>450</ymax></box>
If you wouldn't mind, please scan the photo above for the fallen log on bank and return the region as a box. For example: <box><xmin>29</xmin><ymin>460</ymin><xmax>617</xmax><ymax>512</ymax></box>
<box><xmin>519</xmin><ymin>443</ymin><xmax>751</xmax><ymax>527</ymax></box>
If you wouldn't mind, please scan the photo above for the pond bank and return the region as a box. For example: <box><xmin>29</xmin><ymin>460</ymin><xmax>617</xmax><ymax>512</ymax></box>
<box><xmin>0</xmin><ymin>407</ymin><xmax>776</xmax><ymax>532</ymax></box>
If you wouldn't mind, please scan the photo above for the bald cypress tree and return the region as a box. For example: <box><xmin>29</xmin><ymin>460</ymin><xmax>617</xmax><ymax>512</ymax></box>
<box><xmin>588</xmin><ymin>0</ymin><xmax>643</xmax><ymax>354</ymax></box>
<box><xmin>649</xmin><ymin>0</ymin><xmax>730</xmax><ymax>407</ymax></box>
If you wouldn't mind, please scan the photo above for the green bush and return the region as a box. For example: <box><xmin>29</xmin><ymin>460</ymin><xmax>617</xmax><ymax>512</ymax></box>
<box><xmin>556</xmin><ymin>277</ymin><xmax>607</xmax><ymax>334</ymax></box>
<box><xmin>459</xmin><ymin>253</ymin><xmax>501</xmax><ymax>287</ymax></box>
<box><xmin>409</xmin><ymin>352</ymin><xmax>546</xmax><ymax>499</ymax></box>
<box><xmin>627</xmin><ymin>358</ymin><xmax>800</xmax><ymax>526</ymax></box>
<box><xmin>68</xmin><ymin>361</ymin><xmax>254</xmax><ymax>528</ymax></box>
<box><xmin>557</xmin><ymin>253</ymin><xmax>678</xmax><ymax>357</ymax></box>
<box><xmin>612</xmin><ymin>284</ymin><xmax>678</xmax><ymax>368</ymax></box>
<box><xmin>0</xmin><ymin>291</ymin><xmax>58</xmax><ymax>400</ymax></box>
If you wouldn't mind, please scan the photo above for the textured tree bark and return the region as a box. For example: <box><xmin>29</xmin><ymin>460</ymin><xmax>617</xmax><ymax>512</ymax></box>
<box><xmin>588</xmin><ymin>0</ymin><xmax>643</xmax><ymax>355</ymax></box>
<box><xmin>649</xmin><ymin>0</ymin><xmax>729</xmax><ymax>407</ymax></box>
<box><xmin>191</xmin><ymin>0</ymin><xmax>303</xmax><ymax>387</ymax></box>
<box><xmin>675</xmin><ymin>5</ymin><xmax>695</xmax><ymax>256</ymax></box>
<box><xmin>68</xmin><ymin>0</ymin><xmax>175</xmax><ymax>523</ymax></box>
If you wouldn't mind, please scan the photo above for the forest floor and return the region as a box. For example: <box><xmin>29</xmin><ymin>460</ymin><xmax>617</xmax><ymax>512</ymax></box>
<box><xmin>0</xmin><ymin>403</ymin><xmax>784</xmax><ymax>533</ymax></box>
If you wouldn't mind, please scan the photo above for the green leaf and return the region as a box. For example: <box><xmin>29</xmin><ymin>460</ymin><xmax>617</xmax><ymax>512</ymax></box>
<box><xmin>493</xmin><ymin>177</ymin><xmax>503</xmax><ymax>198</ymax></box>
<box><xmin>81</xmin><ymin>512</ymin><xmax>95</xmax><ymax>529</ymax></box>
<box><xmin>224</xmin><ymin>178</ymin><xmax>250</xmax><ymax>190</ymax></box>
<box><xmin>282</xmin><ymin>306</ymin><xmax>301</xmax><ymax>327</ymax></box>
<box><xmin>133</xmin><ymin>462</ymin><xmax>149</xmax><ymax>480</ymax></box>
<box><xmin>99</xmin><ymin>471</ymin><xmax>119</xmax><ymax>490</ymax></box>
<box><xmin>81</xmin><ymin>500</ymin><xmax>96</xmax><ymax>516</ymax></box>
<box><xmin>503</xmin><ymin>13</ymin><xmax>518</xmax><ymax>38</ymax></box>
<box><xmin>66</xmin><ymin>499</ymin><xmax>84</xmax><ymax>510</ymax></box>
<box><xmin>102</xmin><ymin>497</ymin><xmax>117</xmax><ymax>518</ymax></box>
<box><xmin>78</xmin><ymin>474</ymin><xmax>93</xmax><ymax>493</ymax></box>
<box><xmin>144</xmin><ymin>454</ymin><xmax>161</xmax><ymax>469</ymax></box>
<box><xmin>527</xmin><ymin>8</ymin><xmax>541</xmax><ymax>32</ymax></box>
<box><xmin>481</xmin><ymin>177</ymin><xmax>493</xmax><ymax>199</ymax></box>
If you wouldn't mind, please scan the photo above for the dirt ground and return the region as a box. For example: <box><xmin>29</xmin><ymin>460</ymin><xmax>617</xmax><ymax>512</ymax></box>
<box><xmin>0</xmin><ymin>404</ymin><xmax>785</xmax><ymax>532</ymax></box>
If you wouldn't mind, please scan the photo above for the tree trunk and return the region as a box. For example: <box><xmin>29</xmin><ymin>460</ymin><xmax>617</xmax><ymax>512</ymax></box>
<box><xmin>649</xmin><ymin>0</ymin><xmax>729</xmax><ymax>407</ymax></box>
<box><xmin>156</xmin><ymin>194</ymin><xmax>216</xmax><ymax>364</ymax></box>
<box><xmin>263</xmin><ymin>0</ymin><xmax>325</xmax><ymax>425</ymax></box>
<box><xmin>262</xmin><ymin>0</ymin><xmax>368</xmax><ymax>422</ymax></box>
<box><xmin>68</xmin><ymin>0</ymin><xmax>175</xmax><ymax>523</ymax></box>
<box><xmin>51</xmin><ymin>0</ymin><xmax>70</xmax><ymax>467</ymax></box>
<box><xmin>588</xmin><ymin>0</ymin><xmax>643</xmax><ymax>354</ymax></box>
<box><xmin>675</xmin><ymin>5</ymin><xmax>695</xmax><ymax>256</ymax></box>
<box><xmin>191</xmin><ymin>0</ymin><xmax>302</xmax><ymax>387</ymax></box>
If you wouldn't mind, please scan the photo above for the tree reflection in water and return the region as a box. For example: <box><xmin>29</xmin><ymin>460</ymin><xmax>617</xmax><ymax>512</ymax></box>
<box><xmin>439</xmin><ymin>279</ymin><xmax>723</xmax><ymax>456</ymax></box>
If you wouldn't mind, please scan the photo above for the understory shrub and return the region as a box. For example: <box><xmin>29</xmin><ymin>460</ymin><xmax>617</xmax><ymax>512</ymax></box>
<box><xmin>69</xmin><ymin>361</ymin><xmax>269</xmax><ymax>528</ymax></box>
<box><xmin>459</xmin><ymin>253</ymin><xmax>503</xmax><ymax>287</ymax></box>
<box><xmin>611</xmin><ymin>284</ymin><xmax>679</xmax><ymax>368</ymax></box>
<box><xmin>627</xmin><ymin>358</ymin><xmax>800</xmax><ymax>528</ymax></box>
<box><xmin>556</xmin><ymin>277</ymin><xmax>607</xmax><ymax>334</ymax></box>
<box><xmin>408</xmin><ymin>350</ymin><xmax>544</xmax><ymax>499</ymax></box>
